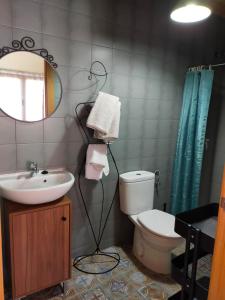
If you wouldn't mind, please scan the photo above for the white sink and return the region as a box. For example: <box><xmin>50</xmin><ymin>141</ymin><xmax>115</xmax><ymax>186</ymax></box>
<box><xmin>0</xmin><ymin>169</ymin><xmax>75</xmax><ymax>205</ymax></box>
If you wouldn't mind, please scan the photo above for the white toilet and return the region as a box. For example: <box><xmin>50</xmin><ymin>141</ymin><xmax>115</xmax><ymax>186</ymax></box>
<box><xmin>119</xmin><ymin>170</ymin><xmax>183</xmax><ymax>274</ymax></box>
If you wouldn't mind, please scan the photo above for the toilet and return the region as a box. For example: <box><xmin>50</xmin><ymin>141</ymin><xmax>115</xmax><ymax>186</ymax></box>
<box><xmin>119</xmin><ymin>170</ymin><xmax>183</xmax><ymax>274</ymax></box>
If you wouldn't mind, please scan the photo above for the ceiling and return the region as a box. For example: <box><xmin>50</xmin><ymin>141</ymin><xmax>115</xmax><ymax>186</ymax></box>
<box><xmin>204</xmin><ymin>0</ymin><xmax>225</xmax><ymax>18</ymax></box>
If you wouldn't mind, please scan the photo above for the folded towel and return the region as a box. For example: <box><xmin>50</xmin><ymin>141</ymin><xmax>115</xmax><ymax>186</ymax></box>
<box><xmin>86</xmin><ymin>92</ymin><xmax>120</xmax><ymax>136</ymax></box>
<box><xmin>85</xmin><ymin>164</ymin><xmax>103</xmax><ymax>181</ymax></box>
<box><xmin>94</xmin><ymin>101</ymin><xmax>121</xmax><ymax>142</ymax></box>
<box><xmin>89</xmin><ymin>144</ymin><xmax>107</xmax><ymax>168</ymax></box>
<box><xmin>85</xmin><ymin>144</ymin><xmax>109</xmax><ymax>180</ymax></box>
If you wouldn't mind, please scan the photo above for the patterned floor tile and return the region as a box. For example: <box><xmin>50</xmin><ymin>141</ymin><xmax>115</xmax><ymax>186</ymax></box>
<box><xmin>5</xmin><ymin>246</ymin><xmax>185</xmax><ymax>300</ymax></box>
<box><xmin>81</xmin><ymin>287</ymin><xmax>109</xmax><ymax>300</ymax></box>
<box><xmin>138</xmin><ymin>283</ymin><xmax>167</xmax><ymax>300</ymax></box>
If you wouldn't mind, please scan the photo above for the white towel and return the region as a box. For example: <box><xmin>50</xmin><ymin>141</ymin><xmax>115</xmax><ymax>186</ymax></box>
<box><xmin>86</xmin><ymin>92</ymin><xmax>120</xmax><ymax>141</ymax></box>
<box><xmin>85</xmin><ymin>144</ymin><xmax>109</xmax><ymax>180</ymax></box>
<box><xmin>85</xmin><ymin>164</ymin><xmax>103</xmax><ymax>181</ymax></box>
<box><xmin>94</xmin><ymin>101</ymin><xmax>121</xmax><ymax>142</ymax></box>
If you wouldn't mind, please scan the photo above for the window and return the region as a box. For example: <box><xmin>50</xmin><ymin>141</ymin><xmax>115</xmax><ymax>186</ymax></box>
<box><xmin>0</xmin><ymin>70</ymin><xmax>44</xmax><ymax>121</ymax></box>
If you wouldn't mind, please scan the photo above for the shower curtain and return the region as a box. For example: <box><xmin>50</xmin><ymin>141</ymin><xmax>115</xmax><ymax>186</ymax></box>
<box><xmin>171</xmin><ymin>69</ymin><xmax>214</xmax><ymax>215</ymax></box>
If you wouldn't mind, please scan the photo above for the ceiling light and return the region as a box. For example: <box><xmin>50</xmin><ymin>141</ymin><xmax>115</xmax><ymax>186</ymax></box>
<box><xmin>170</xmin><ymin>3</ymin><xmax>211</xmax><ymax>23</ymax></box>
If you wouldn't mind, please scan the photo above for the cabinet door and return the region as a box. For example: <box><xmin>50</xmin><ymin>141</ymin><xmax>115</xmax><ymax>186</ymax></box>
<box><xmin>10</xmin><ymin>204</ymin><xmax>70</xmax><ymax>299</ymax></box>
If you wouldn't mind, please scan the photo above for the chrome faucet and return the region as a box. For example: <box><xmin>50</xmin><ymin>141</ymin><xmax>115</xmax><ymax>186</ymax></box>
<box><xmin>27</xmin><ymin>161</ymin><xmax>39</xmax><ymax>176</ymax></box>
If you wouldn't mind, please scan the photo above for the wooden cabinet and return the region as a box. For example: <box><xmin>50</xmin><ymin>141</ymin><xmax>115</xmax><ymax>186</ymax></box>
<box><xmin>4</xmin><ymin>196</ymin><xmax>71</xmax><ymax>300</ymax></box>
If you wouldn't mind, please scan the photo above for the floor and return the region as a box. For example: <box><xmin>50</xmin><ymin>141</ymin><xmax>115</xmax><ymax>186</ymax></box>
<box><xmin>6</xmin><ymin>245</ymin><xmax>211</xmax><ymax>300</ymax></box>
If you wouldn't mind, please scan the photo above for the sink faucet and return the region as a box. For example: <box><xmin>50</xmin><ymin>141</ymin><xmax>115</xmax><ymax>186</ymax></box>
<box><xmin>27</xmin><ymin>161</ymin><xmax>39</xmax><ymax>176</ymax></box>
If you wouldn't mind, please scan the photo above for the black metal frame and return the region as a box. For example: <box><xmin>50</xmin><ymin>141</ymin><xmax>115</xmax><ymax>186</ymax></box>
<box><xmin>169</xmin><ymin>203</ymin><xmax>218</xmax><ymax>300</ymax></box>
<box><xmin>73</xmin><ymin>61</ymin><xmax>120</xmax><ymax>275</ymax></box>
<box><xmin>0</xmin><ymin>36</ymin><xmax>57</xmax><ymax>68</ymax></box>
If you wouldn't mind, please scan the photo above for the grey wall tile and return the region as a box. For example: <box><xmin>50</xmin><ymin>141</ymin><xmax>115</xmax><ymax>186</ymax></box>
<box><xmin>69</xmin><ymin>40</ymin><xmax>92</xmax><ymax>68</ymax></box>
<box><xmin>124</xmin><ymin>158</ymin><xmax>141</xmax><ymax>172</ymax></box>
<box><xmin>159</xmin><ymin>99</ymin><xmax>181</xmax><ymax>120</ymax></box>
<box><xmin>146</xmin><ymin>78</ymin><xmax>162</xmax><ymax>100</ymax></box>
<box><xmin>127</xmin><ymin>140</ymin><xmax>141</xmax><ymax>159</ymax></box>
<box><xmin>43</xmin><ymin>35</ymin><xmax>69</xmax><ymax>66</ymax></box>
<box><xmin>44</xmin><ymin>142</ymin><xmax>67</xmax><ymax>167</ymax></box>
<box><xmin>0</xmin><ymin>117</ymin><xmax>15</xmax><ymax>144</ymax></box>
<box><xmin>16</xmin><ymin>121</ymin><xmax>43</xmax><ymax>143</ymax></box>
<box><xmin>42</xmin><ymin>4</ymin><xmax>69</xmax><ymax>38</ymax></box>
<box><xmin>144</xmin><ymin>100</ymin><xmax>160</xmax><ymax>120</ymax></box>
<box><xmin>92</xmin><ymin>45</ymin><xmax>113</xmax><ymax>73</ymax></box>
<box><xmin>133</xmin><ymin>29</ymin><xmax>149</xmax><ymax>55</ymax></box>
<box><xmin>12</xmin><ymin>28</ymin><xmax>43</xmax><ymax>47</ymax></box>
<box><xmin>130</xmin><ymin>77</ymin><xmax>147</xmax><ymax>98</ymax></box>
<box><xmin>161</xmin><ymin>81</ymin><xmax>178</xmax><ymax>100</ymax></box>
<box><xmin>0</xmin><ymin>144</ymin><xmax>17</xmax><ymax>173</ymax></box>
<box><xmin>68</xmin><ymin>68</ymin><xmax>97</xmax><ymax>94</ymax></box>
<box><xmin>131</xmin><ymin>54</ymin><xmax>148</xmax><ymax>78</ymax></box>
<box><xmin>70</xmin><ymin>0</ymin><xmax>92</xmax><ymax>16</ymax></box>
<box><xmin>113</xmin><ymin>25</ymin><xmax>132</xmax><ymax>52</ymax></box>
<box><xmin>17</xmin><ymin>143</ymin><xmax>44</xmax><ymax>170</ymax></box>
<box><xmin>113</xmin><ymin>49</ymin><xmax>131</xmax><ymax>75</ymax></box>
<box><xmin>0</xmin><ymin>25</ymin><xmax>12</xmax><ymax>45</ymax></box>
<box><xmin>158</xmin><ymin>120</ymin><xmax>173</xmax><ymax>138</ymax></box>
<box><xmin>143</xmin><ymin>120</ymin><xmax>158</xmax><ymax>139</ymax></box>
<box><xmin>44</xmin><ymin>0</ymin><xmax>69</xmax><ymax>9</ymax></box>
<box><xmin>68</xmin><ymin>141</ymin><xmax>84</xmax><ymax>166</ymax></box>
<box><xmin>127</xmin><ymin>120</ymin><xmax>143</xmax><ymax>139</ymax></box>
<box><xmin>70</xmin><ymin>13</ymin><xmax>92</xmax><ymax>43</ymax></box>
<box><xmin>142</xmin><ymin>139</ymin><xmax>157</xmax><ymax>158</ymax></box>
<box><xmin>115</xmin><ymin>0</ymin><xmax>134</xmax><ymax>29</ymax></box>
<box><xmin>0</xmin><ymin>0</ymin><xmax>12</xmax><ymax>26</ymax></box>
<box><xmin>156</xmin><ymin>138</ymin><xmax>172</xmax><ymax>157</ymax></box>
<box><xmin>141</xmin><ymin>157</ymin><xmax>156</xmax><ymax>171</ymax></box>
<box><xmin>92</xmin><ymin>18</ymin><xmax>113</xmax><ymax>48</ymax></box>
<box><xmin>93</xmin><ymin>0</ymin><xmax>113</xmax><ymax>22</ymax></box>
<box><xmin>12</xmin><ymin>0</ymin><xmax>41</xmax><ymax>32</ymax></box>
<box><xmin>44</xmin><ymin>118</ymin><xmax>66</xmax><ymax>143</ymax></box>
<box><xmin>128</xmin><ymin>99</ymin><xmax>145</xmax><ymax>120</ymax></box>
<box><xmin>110</xmin><ymin>140</ymin><xmax>126</xmax><ymax>160</ymax></box>
<box><xmin>135</xmin><ymin>8</ymin><xmax>152</xmax><ymax>32</ymax></box>
<box><xmin>111</xmin><ymin>74</ymin><xmax>129</xmax><ymax>98</ymax></box>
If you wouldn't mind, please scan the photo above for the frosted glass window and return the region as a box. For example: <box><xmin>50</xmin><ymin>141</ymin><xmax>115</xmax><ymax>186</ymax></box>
<box><xmin>0</xmin><ymin>76</ymin><xmax>23</xmax><ymax>119</ymax></box>
<box><xmin>25</xmin><ymin>79</ymin><xmax>44</xmax><ymax>121</ymax></box>
<box><xmin>0</xmin><ymin>74</ymin><xmax>44</xmax><ymax>121</ymax></box>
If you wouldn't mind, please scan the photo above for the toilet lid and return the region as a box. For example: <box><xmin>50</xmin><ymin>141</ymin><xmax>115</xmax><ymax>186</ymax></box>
<box><xmin>137</xmin><ymin>209</ymin><xmax>181</xmax><ymax>238</ymax></box>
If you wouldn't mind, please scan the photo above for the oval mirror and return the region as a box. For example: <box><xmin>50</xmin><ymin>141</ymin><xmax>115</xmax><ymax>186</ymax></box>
<box><xmin>0</xmin><ymin>51</ymin><xmax>62</xmax><ymax>122</ymax></box>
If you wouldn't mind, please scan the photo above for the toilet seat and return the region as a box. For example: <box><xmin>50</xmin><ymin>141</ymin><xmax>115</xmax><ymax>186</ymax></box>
<box><xmin>137</xmin><ymin>209</ymin><xmax>180</xmax><ymax>239</ymax></box>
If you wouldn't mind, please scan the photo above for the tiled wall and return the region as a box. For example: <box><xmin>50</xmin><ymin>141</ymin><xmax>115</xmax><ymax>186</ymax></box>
<box><xmin>210</xmin><ymin>75</ymin><xmax>225</xmax><ymax>203</ymax></box>
<box><xmin>0</xmin><ymin>0</ymin><xmax>225</xmax><ymax>256</ymax></box>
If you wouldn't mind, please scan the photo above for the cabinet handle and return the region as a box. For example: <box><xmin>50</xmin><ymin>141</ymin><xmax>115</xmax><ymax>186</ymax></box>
<box><xmin>61</xmin><ymin>216</ymin><xmax>67</xmax><ymax>221</ymax></box>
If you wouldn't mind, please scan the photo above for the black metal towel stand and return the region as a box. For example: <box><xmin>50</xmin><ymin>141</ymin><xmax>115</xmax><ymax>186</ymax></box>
<box><xmin>73</xmin><ymin>61</ymin><xmax>120</xmax><ymax>274</ymax></box>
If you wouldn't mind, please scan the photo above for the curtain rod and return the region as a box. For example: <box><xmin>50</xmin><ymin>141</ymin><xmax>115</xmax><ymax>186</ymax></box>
<box><xmin>210</xmin><ymin>62</ymin><xmax>225</xmax><ymax>68</ymax></box>
<box><xmin>188</xmin><ymin>62</ymin><xmax>225</xmax><ymax>71</ymax></box>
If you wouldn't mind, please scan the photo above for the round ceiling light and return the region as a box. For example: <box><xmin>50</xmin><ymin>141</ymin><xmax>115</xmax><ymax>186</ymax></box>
<box><xmin>170</xmin><ymin>4</ymin><xmax>211</xmax><ymax>23</ymax></box>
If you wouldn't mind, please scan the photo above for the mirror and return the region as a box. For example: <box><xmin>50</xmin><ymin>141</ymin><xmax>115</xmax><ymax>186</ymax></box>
<box><xmin>0</xmin><ymin>51</ymin><xmax>62</xmax><ymax>122</ymax></box>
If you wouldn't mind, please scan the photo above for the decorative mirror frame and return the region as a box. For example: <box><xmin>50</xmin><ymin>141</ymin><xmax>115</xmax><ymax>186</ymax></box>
<box><xmin>0</xmin><ymin>36</ymin><xmax>63</xmax><ymax>122</ymax></box>
<box><xmin>0</xmin><ymin>36</ymin><xmax>58</xmax><ymax>68</ymax></box>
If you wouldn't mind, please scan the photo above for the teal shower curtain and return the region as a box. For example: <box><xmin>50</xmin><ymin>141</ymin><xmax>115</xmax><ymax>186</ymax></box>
<box><xmin>171</xmin><ymin>70</ymin><xmax>214</xmax><ymax>215</ymax></box>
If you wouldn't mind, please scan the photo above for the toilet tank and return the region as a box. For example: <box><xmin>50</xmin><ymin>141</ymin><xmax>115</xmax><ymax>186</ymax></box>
<box><xmin>119</xmin><ymin>171</ymin><xmax>155</xmax><ymax>215</ymax></box>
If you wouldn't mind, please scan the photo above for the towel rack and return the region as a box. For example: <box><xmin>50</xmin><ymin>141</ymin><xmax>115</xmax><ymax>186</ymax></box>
<box><xmin>73</xmin><ymin>61</ymin><xmax>120</xmax><ymax>275</ymax></box>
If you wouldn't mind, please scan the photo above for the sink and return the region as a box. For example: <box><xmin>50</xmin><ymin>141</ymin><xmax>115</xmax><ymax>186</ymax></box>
<box><xmin>0</xmin><ymin>169</ymin><xmax>75</xmax><ymax>205</ymax></box>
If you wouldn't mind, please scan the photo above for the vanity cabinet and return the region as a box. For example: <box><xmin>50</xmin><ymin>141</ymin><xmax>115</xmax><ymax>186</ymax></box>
<box><xmin>4</xmin><ymin>196</ymin><xmax>71</xmax><ymax>300</ymax></box>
